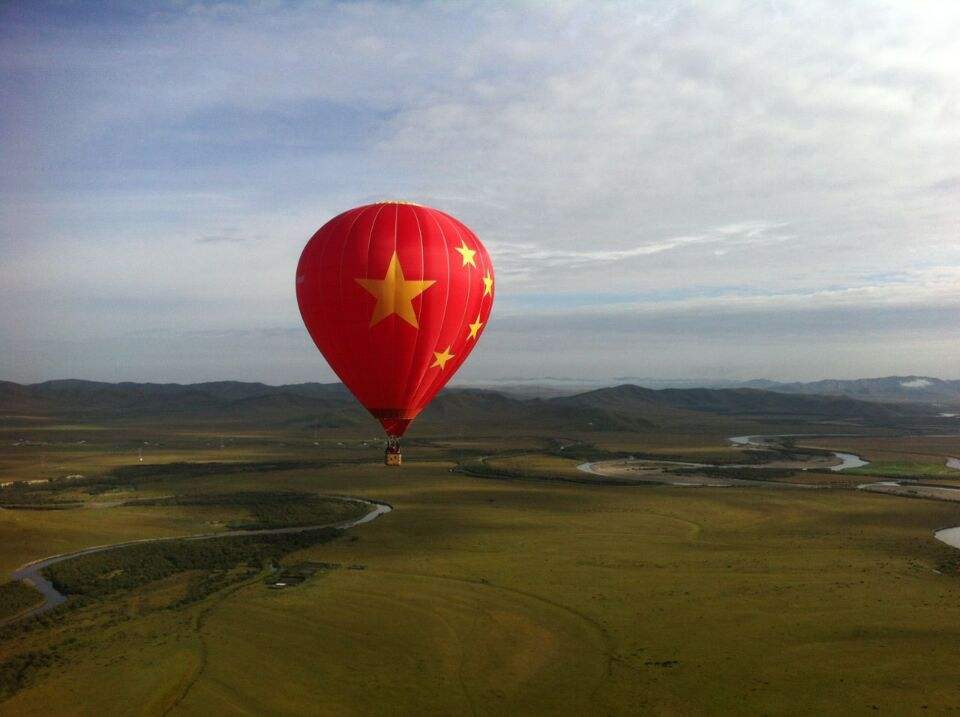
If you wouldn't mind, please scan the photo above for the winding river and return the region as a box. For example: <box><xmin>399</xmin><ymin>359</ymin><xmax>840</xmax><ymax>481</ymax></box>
<box><xmin>6</xmin><ymin>497</ymin><xmax>392</xmax><ymax>625</ymax></box>
<box><xmin>582</xmin><ymin>433</ymin><xmax>959</xmax><ymax>554</ymax></box>
<box><xmin>935</xmin><ymin>526</ymin><xmax>960</xmax><ymax>551</ymax></box>
<box><xmin>728</xmin><ymin>434</ymin><xmax>869</xmax><ymax>471</ymax></box>
<box><xmin>730</xmin><ymin>434</ymin><xmax>960</xmax><ymax>553</ymax></box>
<box><xmin>578</xmin><ymin>434</ymin><xmax>870</xmax><ymax>486</ymax></box>
<box><xmin>7</xmin><ymin>437</ymin><xmax>960</xmax><ymax>625</ymax></box>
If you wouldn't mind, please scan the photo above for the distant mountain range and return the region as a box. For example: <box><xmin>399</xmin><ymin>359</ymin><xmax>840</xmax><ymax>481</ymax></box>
<box><xmin>0</xmin><ymin>378</ymin><xmax>946</xmax><ymax>433</ymax></box>
<box><xmin>471</xmin><ymin>375</ymin><xmax>960</xmax><ymax>407</ymax></box>
<box><xmin>739</xmin><ymin>376</ymin><xmax>960</xmax><ymax>407</ymax></box>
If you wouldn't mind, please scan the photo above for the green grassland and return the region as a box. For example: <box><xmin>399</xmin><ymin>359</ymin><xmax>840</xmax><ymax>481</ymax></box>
<box><xmin>477</xmin><ymin>451</ymin><xmax>822</xmax><ymax>487</ymax></box>
<box><xmin>0</xmin><ymin>501</ymin><xmax>250</xmax><ymax>577</ymax></box>
<box><xmin>809</xmin><ymin>435</ymin><xmax>960</xmax><ymax>461</ymax></box>
<box><xmin>797</xmin><ymin>435</ymin><xmax>960</xmax><ymax>482</ymax></box>
<box><xmin>472</xmin><ymin>453</ymin><xmax>590</xmax><ymax>482</ymax></box>
<box><xmin>845</xmin><ymin>461</ymin><xmax>960</xmax><ymax>479</ymax></box>
<box><xmin>44</xmin><ymin>527</ymin><xmax>342</xmax><ymax>600</ymax></box>
<box><xmin>0</xmin><ymin>413</ymin><xmax>959</xmax><ymax>714</ymax></box>
<box><xmin>123</xmin><ymin>491</ymin><xmax>369</xmax><ymax>530</ymax></box>
<box><xmin>0</xmin><ymin>583</ymin><xmax>43</xmax><ymax>624</ymax></box>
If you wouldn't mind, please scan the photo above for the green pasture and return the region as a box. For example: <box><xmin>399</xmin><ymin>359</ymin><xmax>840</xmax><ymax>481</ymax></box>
<box><xmin>846</xmin><ymin>461</ymin><xmax>960</xmax><ymax>480</ymax></box>
<box><xmin>0</xmin><ymin>420</ymin><xmax>959</xmax><ymax>714</ymax></box>
<box><xmin>0</xmin><ymin>454</ymin><xmax>956</xmax><ymax>714</ymax></box>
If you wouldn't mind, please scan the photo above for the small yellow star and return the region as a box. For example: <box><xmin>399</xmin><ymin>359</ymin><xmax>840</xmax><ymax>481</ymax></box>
<box><xmin>431</xmin><ymin>345</ymin><xmax>455</xmax><ymax>370</ymax></box>
<box><xmin>467</xmin><ymin>314</ymin><xmax>483</xmax><ymax>340</ymax></box>
<box><xmin>482</xmin><ymin>271</ymin><xmax>494</xmax><ymax>297</ymax></box>
<box><xmin>355</xmin><ymin>252</ymin><xmax>436</xmax><ymax>328</ymax></box>
<box><xmin>455</xmin><ymin>240</ymin><xmax>477</xmax><ymax>268</ymax></box>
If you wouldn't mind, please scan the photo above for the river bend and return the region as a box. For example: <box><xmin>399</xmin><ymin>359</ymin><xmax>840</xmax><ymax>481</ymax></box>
<box><xmin>6</xmin><ymin>497</ymin><xmax>392</xmax><ymax>625</ymax></box>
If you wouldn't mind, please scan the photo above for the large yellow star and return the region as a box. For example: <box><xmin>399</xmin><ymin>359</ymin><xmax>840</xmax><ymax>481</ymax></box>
<box><xmin>482</xmin><ymin>271</ymin><xmax>494</xmax><ymax>297</ymax></box>
<box><xmin>431</xmin><ymin>345</ymin><xmax>455</xmax><ymax>370</ymax></box>
<box><xmin>467</xmin><ymin>314</ymin><xmax>483</xmax><ymax>340</ymax></box>
<box><xmin>355</xmin><ymin>252</ymin><xmax>435</xmax><ymax>328</ymax></box>
<box><xmin>455</xmin><ymin>240</ymin><xmax>477</xmax><ymax>268</ymax></box>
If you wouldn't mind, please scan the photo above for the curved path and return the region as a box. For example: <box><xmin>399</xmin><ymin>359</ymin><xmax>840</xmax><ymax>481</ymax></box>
<box><xmin>6</xmin><ymin>497</ymin><xmax>392</xmax><ymax>625</ymax></box>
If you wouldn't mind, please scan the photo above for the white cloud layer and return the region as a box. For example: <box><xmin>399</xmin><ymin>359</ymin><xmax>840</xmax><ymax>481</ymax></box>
<box><xmin>1</xmin><ymin>0</ymin><xmax>958</xmax><ymax>383</ymax></box>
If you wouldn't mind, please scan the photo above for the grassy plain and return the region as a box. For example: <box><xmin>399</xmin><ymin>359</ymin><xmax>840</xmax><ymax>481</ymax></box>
<box><xmin>845</xmin><ymin>462</ymin><xmax>960</xmax><ymax>479</ymax></box>
<box><xmin>799</xmin><ymin>435</ymin><xmax>960</xmax><ymax>482</ymax></box>
<box><xmin>0</xmin><ymin>418</ymin><xmax>959</xmax><ymax>715</ymax></box>
<box><xmin>0</xmin><ymin>583</ymin><xmax>43</xmax><ymax>624</ymax></box>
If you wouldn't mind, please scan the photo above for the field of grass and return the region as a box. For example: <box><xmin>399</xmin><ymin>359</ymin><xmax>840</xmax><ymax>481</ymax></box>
<box><xmin>480</xmin><ymin>451</ymin><xmax>831</xmax><ymax>487</ymax></box>
<box><xmin>124</xmin><ymin>491</ymin><xmax>368</xmax><ymax>530</ymax></box>
<box><xmin>44</xmin><ymin>527</ymin><xmax>342</xmax><ymax>600</ymax></box>
<box><xmin>0</xmin><ymin>502</ymin><xmax>250</xmax><ymax>577</ymax></box>
<box><xmin>810</xmin><ymin>435</ymin><xmax>960</xmax><ymax>460</ymax></box>
<box><xmin>799</xmin><ymin>435</ymin><xmax>960</xmax><ymax>482</ymax></box>
<box><xmin>845</xmin><ymin>461</ymin><xmax>960</xmax><ymax>479</ymax></box>
<box><xmin>0</xmin><ymin>583</ymin><xmax>43</xmax><ymax>624</ymax></box>
<box><xmin>478</xmin><ymin>453</ymin><xmax>588</xmax><ymax>481</ymax></box>
<box><xmin>0</xmin><ymin>419</ymin><xmax>389</xmax><ymax>486</ymax></box>
<box><xmin>0</xmin><ymin>418</ymin><xmax>959</xmax><ymax>714</ymax></box>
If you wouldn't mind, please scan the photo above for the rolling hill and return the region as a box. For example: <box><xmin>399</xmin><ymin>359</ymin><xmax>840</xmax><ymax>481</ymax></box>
<box><xmin>482</xmin><ymin>375</ymin><xmax>960</xmax><ymax>408</ymax></box>
<box><xmin>742</xmin><ymin>375</ymin><xmax>960</xmax><ymax>407</ymax></box>
<box><xmin>0</xmin><ymin>379</ymin><xmax>943</xmax><ymax>433</ymax></box>
<box><xmin>555</xmin><ymin>384</ymin><xmax>932</xmax><ymax>420</ymax></box>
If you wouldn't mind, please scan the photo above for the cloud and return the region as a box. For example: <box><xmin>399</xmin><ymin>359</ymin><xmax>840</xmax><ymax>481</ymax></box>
<box><xmin>195</xmin><ymin>229</ymin><xmax>266</xmax><ymax>244</ymax></box>
<box><xmin>490</xmin><ymin>220</ymin><xmax>791</xmax><ymax>277</ymax></box>
<box><xmin>196</xmin><ymin>234</ymin><xmax>245</xmax><ymax>244</ymax></box>
<box><xmin>1</xmin><ymin>0</ymin><xmax>959</xmax><ymax>382</ymax></box>
<box><xmin>926</xmin><ymin>176</ymin><xmax>960</xmax><ymax>193</ymax></box>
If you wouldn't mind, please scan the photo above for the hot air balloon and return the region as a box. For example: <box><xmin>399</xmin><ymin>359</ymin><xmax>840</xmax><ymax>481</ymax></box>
<box><xmin>296</xmin><ymin>201</ymin><xmax>495</xmax><ymax>465</ymax></box>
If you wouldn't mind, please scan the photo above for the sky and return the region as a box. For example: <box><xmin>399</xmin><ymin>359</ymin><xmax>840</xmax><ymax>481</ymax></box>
<box><xmin>2</xmin><ymin>0</ymin><xmax>959</xmax><ymax>385</ymax></box>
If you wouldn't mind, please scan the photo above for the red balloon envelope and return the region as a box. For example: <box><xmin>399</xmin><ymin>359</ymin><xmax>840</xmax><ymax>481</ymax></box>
<box><xmin>296</xmin><ymin>201</ymin><xmax>495</xmax><ymax>440</ymax></box>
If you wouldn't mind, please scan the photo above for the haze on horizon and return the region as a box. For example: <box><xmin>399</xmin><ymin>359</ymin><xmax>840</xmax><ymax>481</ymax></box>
<box><xmin>2</xmin><ymin>1</ymin><xmax>959</xmax><ymax>386</ymax></box>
